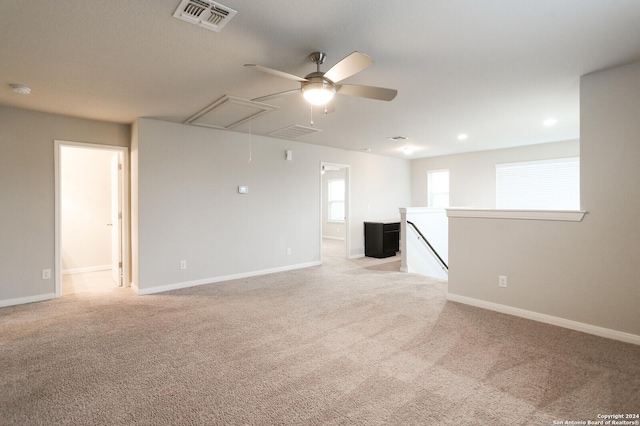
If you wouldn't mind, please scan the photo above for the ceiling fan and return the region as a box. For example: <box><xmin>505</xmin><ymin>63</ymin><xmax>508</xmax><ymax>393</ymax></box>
<box><xmin>244</xmin><ymin>51</ymin><xmax>398</xmax><ymax>107</ymax></box>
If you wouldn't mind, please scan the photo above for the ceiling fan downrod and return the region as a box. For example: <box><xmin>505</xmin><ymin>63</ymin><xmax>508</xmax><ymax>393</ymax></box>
<box><xmin>309</xmin><ymin>52</ymin><xmax>327</xmax><ymax>72</ymax></box>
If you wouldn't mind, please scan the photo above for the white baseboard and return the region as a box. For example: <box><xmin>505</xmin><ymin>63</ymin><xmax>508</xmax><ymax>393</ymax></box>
<box><xmin>0</xmin><ymin>292</ymin><xmax>57</xmax><ymax>308</ymax></box>
<box><xmin>62</xmin><ymin>264</ymin><xmax>111</xmax><ymax>275</ymax></box>
<box><xmin>446</xmin><ymin>293</ymin><xmax>640</xmax><ymax>346</ymax></box>
<box><xmin>348</xmin><ymin>247</ymin><xmax>365</xmax><ymax>259</ymax></box>
<box><xmin>136</xmin><ymin>261</ymin><xmax>322</xmax><ymax>296</ymax></box>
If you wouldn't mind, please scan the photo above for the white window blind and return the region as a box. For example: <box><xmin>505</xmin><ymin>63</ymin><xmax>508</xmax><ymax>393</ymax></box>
<box><xmin>328</xmin><ymin>179</ymin><xmax>345</xmax><ymax>222</ymax></box>
<box><xmin>496</xmin><ymin>157</ymin><xmax>579</xmax><ymax>210</ymax></box>
<box><xmin>427</xmin><ymin>169</ymin><xmax>449</xmax><ymax>207</ymax></box>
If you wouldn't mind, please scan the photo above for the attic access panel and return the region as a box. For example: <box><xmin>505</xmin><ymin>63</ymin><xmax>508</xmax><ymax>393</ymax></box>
<box><xmin>185</xmin><ymin>95</ymin><xmax>278</xmax><ymax>130</ymax></box>
<box><xmin>173</xmin><ymin>0</ymin><xmax>237</xmax><ymax>32</ymax></box>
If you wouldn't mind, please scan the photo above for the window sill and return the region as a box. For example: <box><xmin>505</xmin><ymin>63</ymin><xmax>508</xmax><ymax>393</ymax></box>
<box><xmin>445</xmin><ymin>208</ymin><xmax>587</xmax><ymax>222</ymax></box>
<box><xmin>327</xmin><ymin>220</ymin><xmax>345</xmax><ymax>224</ymax></box>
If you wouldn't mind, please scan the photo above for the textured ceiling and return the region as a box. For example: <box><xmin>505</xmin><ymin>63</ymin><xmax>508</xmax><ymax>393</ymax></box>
<box><xmin>1</xmin><ymin>0</ymin><xmax>639</xmax><ymax>158</ymax></box>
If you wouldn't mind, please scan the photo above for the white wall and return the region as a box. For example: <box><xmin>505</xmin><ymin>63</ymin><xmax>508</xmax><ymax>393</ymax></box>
<box><xmin>0</xmin><ymin>106</ymin><xmax>130</xmax><ymax>305</ymax></box>
<box><xmin>131</xmin><ymin>118</ymin><xmax>410</xmax><ymax>293</ymax></box>
<box><xmin>322</xmin><ymin>168</ymin><xmax>346</xmax><ymax>240</ymax></box>
<box><xmin>447</xmin><ymin>61</ymin><xmax>640</xmax><ymax>340</ymax></box>
<box><xmin>411</xmin><ymin>140</ymin><xmax>579</xmax><ymax>208</ymax></box>
<box><xmin>401</xmin><ymin>208</ymin><xmax>448</xmax><ymax>279</ymax></box>
<box><xmin>61</xmin><ymin>147</ymin><xmax>113</xmax><ymax>273</ymax></box>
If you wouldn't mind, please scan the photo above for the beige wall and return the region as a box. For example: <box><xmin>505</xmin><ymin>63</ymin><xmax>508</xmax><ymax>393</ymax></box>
<box><xmin>0</xmin><ymin>106</ymin><xmax>130</xmax><ymax>303</ymax></box>
<box><xmin>0</xmin><ymin>106</ymin><xmax>407</xmax><ymax>304</ymax></box>
<box><xmin>447</xmin><ymin>61</ymin><xmax>640</xmax><ymax>338</ymax></box>
<box><xmin>131</xmin><ymin>118</ymin><xmax>410</xmax><ymax>292</ymax></box>
<box><xmin>411</xmin><ymin>140</ymin><xmax>579</xmax><ymax>208</ymax></box>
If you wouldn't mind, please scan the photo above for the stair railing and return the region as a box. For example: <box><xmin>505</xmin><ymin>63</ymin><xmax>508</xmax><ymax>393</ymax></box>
<box><xmin>406</xmin><ymin>220</ymin><xmax>448</xmax><ymax>271</ymax></box>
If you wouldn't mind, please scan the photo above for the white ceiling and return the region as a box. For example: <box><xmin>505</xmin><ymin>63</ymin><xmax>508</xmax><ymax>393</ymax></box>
<box><xmin>1</xmin><ymin>1</ymin><xmax>639</xmax><ymax>159</ymax></box>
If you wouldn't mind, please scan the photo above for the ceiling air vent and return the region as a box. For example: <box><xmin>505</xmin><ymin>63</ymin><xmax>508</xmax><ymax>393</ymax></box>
<box><xmin>173</xmin><ymin>0</ymin><xmax>237</xmax><ymax>32</ymax></box>
<box><xmin>268</xmin><ymin>125</ymin><xmax>322</xmax><ymax>139</ymax></box>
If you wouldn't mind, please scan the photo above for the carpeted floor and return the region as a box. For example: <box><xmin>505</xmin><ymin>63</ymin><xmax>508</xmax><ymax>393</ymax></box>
<box><xmin>1</xmin><ymin>240</ymin><xmax>639</xmax><ymax>425</ymax></box>
<box><xmin>62</xmin><ymin>269</ymin><xmax>119</xmax><ymax>295</ymax></box>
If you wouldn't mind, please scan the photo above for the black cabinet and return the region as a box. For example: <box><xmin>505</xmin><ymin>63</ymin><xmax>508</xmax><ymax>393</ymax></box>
<box><xmin>364</xmin><ymin>221</ymin><xmax>400</xmax><ymax>258</ymax></box>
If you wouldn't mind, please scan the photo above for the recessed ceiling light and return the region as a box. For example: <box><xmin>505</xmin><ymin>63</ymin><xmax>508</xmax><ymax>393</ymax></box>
<box><xmin>10</xmin><ymin>84</ymin><xmax>31</xmax><ymax>95</ymax></box>
<box><xmin>402</xmin><ymin>146</ymin><xmax>415</xmax><ymax>155</ymax></box>
<box><xmin>457</xmin><ymin>133</ymin><xmax>468</xmax><ymax>140</ymax></box>
<box><xmin>543</xmin><ymin>118</ymin><xmax>557</xmax><ymax>126</ymax></box>
<box><xmin>389</xmin><ymin>136</ymin><xmax>409</xmax><ymax>142</ymax></box>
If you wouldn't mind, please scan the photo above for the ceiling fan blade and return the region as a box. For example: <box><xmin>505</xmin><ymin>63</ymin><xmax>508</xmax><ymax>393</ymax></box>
<box><xmin>337</xmin><ymin>84</ymin><xmax>398</xmax><ymax>101</ymax></box>
<box><xmin>244</xmin><ymin>64</ymin><xmax>308</xmax><ymax>82</ymax></box>
<box><xmin>252</xmin><ymin>89</ymin><xmax>300</xmax><ymax>102</ymax></box>
<box><xmin>323</xmin><ymin>52</ymin><xmax>374</xmax><ymax>83</ymax></box>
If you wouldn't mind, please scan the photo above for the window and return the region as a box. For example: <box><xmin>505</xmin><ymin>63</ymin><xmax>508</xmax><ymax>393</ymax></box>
<box><xmin>496</xmin><ymin>157</ymin><xmax>579</xmax><ymax>210</ymax></box>
<box><xmin>328</xmin><ymin>179</ymin><xmax>345</xmax><ymax>222</ymax></box>
<box><xmin>427</xmin><ymin>169</ymin><xmax>449</xmax><ymax>207</ymax></box>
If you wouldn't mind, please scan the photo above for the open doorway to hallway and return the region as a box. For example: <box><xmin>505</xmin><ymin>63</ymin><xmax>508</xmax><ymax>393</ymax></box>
<box><xmin>320</xmin><ymin>162</ymin><xmax>350</xmax><ymax>262</ymax></box>
<box><xmin>62</xmin><ymin>270</ymin><xmax>118</xmax><ymax>295</ymax></box>
<box><xmin>55</xmin><ymin>141</ymin><xmax>129</xmax><ymax>296</ymax></box>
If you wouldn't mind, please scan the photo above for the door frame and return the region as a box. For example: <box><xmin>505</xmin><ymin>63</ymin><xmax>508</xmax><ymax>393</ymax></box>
<box><xmin>319</xmin><ymin>162</ymin><xmax>351</xmax><ymax>262</ymax></box>
<box><xmin>54</xmin><ymin>140</ymin><xmax>130</xmax><ymax>297</ymax></box>
<box><xmin>110</xmin><ymin>152</ymin><xmax>124</xmax><ymax>286</ymax></box>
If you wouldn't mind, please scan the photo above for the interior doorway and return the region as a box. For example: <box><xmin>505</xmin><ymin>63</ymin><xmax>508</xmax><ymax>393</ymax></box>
<box><xmin>54</xmin><ymin>141</ymin><xmax>129</xmax><ymax>296</ymax></box>
<box><xmin>320</xmin><ymin>162</ymin><xmax>350</xmax><ymax>262</ymax></box>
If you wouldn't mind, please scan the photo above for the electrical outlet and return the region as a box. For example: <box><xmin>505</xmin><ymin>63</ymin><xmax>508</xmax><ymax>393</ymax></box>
<box><xmin>286</xmin><ymin>248</ymin><xmax>291</xmax><ymax>256</ymax></box>
<box><xmin>180</xmin><ymin>260</ymin><xmax>187</xmax><ymax>270</ymax></box>
<box><xmin>498</xmin><ymin>275</ymin><xmax>507</xmax><ymax>288</ymax></box>
<box><xmin>42</xmin><ymin>269</ymin><xmax>51</xmax><ymax>280</ymax></box>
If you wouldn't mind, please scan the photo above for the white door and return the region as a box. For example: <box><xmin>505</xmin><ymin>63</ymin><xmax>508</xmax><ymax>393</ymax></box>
<box><xmin>110</xmin><ymin>153</ymin><xmax>122</xmax><ymax>286</ymax></box>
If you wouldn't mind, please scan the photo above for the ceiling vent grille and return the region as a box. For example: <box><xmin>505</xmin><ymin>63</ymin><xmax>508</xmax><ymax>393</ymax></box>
<box><xmin>268</xmin><ymin>125</ymin><xmax>322</xmax><ymax>139</ymax></box>
<box><xmin>173</xmin><ymin>0</ymin><xmax>237</xmax><ymax>32</ymax></box>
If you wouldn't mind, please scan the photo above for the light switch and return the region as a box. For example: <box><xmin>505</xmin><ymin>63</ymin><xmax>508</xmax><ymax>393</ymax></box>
<box><xmin>238</xmin><ymin>186</ymin><xmax>248</xmax><ymax>194</ymax></box>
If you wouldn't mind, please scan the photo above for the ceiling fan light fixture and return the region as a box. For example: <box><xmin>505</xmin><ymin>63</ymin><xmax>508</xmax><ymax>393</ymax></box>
<box><xmin>302</xmin><ymin>87</ymin><xmax>335</xmax><ymax>105</ymax></box>
<box><xmin>302</xmin><ymin>79</ymin><xmax>335</xmax><ymax>105</ymax></box>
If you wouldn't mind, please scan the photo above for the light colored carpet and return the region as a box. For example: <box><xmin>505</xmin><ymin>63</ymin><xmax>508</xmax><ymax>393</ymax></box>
<box><xmin>1</xmin><ymin>240</ymin><xmax>639</xmax><ymax>425</ymax></box>
<box><xmin>62</xmin><ymin>269</ymin><xmax>118</xmax><ymax>295</ymax></box>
